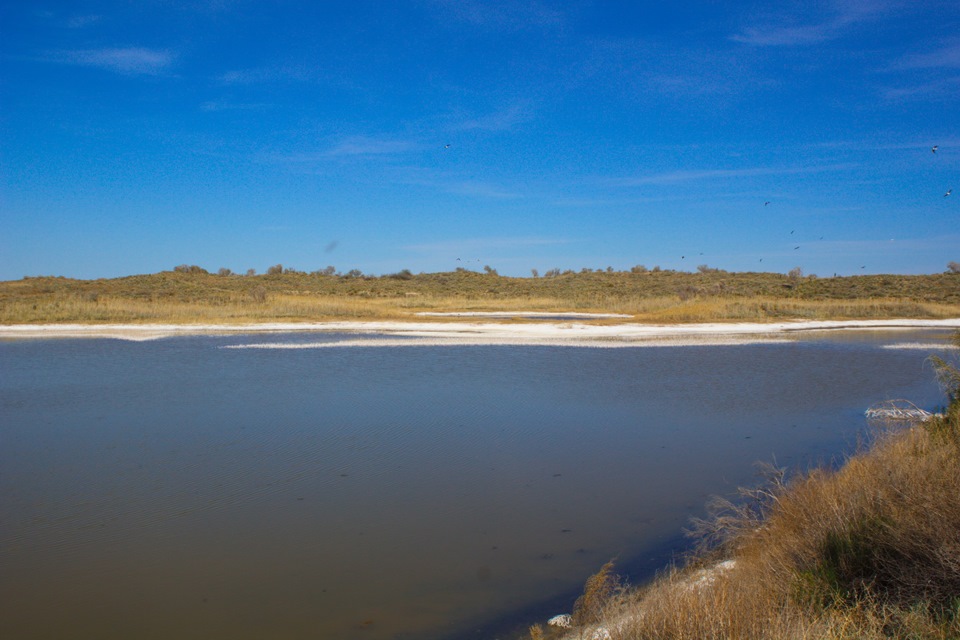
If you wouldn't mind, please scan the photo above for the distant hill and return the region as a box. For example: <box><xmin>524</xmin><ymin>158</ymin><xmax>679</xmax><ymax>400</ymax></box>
<box><xmin>2</xmin><ymin>268</ymin><xmax>958</xmax><ymax>324</ymax></box>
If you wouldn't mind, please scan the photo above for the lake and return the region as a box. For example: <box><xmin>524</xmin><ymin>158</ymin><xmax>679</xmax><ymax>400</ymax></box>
<box><xmin>0</xmin><ymin>328</ymin><xmax>952</xmax><ymax>639</ymax></box>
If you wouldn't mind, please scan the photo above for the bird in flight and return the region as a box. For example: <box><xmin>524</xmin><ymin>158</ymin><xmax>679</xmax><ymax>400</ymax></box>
<box><xmin>764</xmin><ymin>201</ymin><xmax>770</xmax><ymax>206</ymax></box>
<box><xmin>932</xmin><ymin>145</ymin><xmax>938</xmax><ymax>153</ymax></box>
<box><xmin>946</xmin><ymin>189</ymin><xmax>953</xmax><ymax>197</ymax></box>
<box><xmin>794</xmin><ymin>246</ymin><xmax>800</xmax><ymax>250</ymax></box>
<box><xmin>444</xmin><ymin>144</ymin><xmax>451</xmax><ymax>149</ymax></box>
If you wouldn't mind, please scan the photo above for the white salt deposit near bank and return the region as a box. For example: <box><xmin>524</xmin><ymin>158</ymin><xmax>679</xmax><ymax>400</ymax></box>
<box><xmin>1</xmin><ymin>318</ymin><xmax>958</xmax><ymax>345</ymax></box>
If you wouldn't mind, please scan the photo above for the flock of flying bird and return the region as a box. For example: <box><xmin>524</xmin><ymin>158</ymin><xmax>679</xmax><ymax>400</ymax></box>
<box><xmin>442</xmin><ymin>142</ymin><xmax>952</xmax><ymax>274</ymax></box>
<box><xmin>683</xmin><ymin>143</ymin><xmax>953</xmax><ymax>272</ymax></box>
<box><xmin>933</xmin><ymin>145</ymin><xmax>952</xmax><ymax>197</ymax></box>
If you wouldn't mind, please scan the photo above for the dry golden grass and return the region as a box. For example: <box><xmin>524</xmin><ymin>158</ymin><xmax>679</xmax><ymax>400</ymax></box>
<box><xmin>2</xmin><ymin>269</ymin><xmax>959</xmax><ymax>325</ymax></box>
<box><xmin>631</xmin><ymin>297</ymin><xmax>959</xmax><ymax>323</ymax></box>
<box><xmin>550</xmin><ymin>337</ymin><xmax>960</xmax><ymax>640</ymax></box>
<box><xmin>0</xmin><ymin>293</ymin><xmax>411</xmax><ymax>324</ymax></box>
<box><xmin>4</xmin><ymin>293</ymin><xmax>956</xmax><ymax>326</ymax></box>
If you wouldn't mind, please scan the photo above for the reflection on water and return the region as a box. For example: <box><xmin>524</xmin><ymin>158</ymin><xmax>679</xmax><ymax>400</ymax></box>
<box><xmin>0</xmin><ymin>330</ymin><xmax>951</xmax><ymax>639</ymax></box>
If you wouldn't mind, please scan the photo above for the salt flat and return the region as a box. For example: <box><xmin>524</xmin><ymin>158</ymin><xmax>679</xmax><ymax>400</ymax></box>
<box><xmin>1</xmin><ymin>318</ymin><xmax>958</xmax><ymax>345</ymax></box>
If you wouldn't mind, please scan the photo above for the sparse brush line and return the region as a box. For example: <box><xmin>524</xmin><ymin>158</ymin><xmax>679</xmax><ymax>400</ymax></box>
<box><xmin>2</xmin><ymin>270</ymin><xmax>959</xmax><ymax>324</ymax></box>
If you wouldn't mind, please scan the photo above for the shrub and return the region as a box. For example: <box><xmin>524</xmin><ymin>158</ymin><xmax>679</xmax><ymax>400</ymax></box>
<box><xmin>249</xmin><ymin>286</ymin><xmax>267</xmax><ymax>303</ymax></box>
<box><xmin>266</xmin><ymin>264</ymin><xmax>284</xmax><ymax>275</ymax></box>
<box><xmin>173</xmin><ymin>264</ymin><xmax>208</xmax><ymax>274</ymax></box>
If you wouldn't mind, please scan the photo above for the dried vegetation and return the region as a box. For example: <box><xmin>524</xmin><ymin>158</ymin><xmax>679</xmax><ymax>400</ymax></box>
<box><xmin>2</xmin><ymin>268</ymin><xmax>959</xmax><ymax>324</ymax></box>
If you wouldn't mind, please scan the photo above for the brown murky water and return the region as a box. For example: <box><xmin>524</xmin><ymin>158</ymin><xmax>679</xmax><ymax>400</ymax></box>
<box><xmin>0</xmin><ymin>330</ymin><xmax>950</xmax><ymax>639</ymax></box>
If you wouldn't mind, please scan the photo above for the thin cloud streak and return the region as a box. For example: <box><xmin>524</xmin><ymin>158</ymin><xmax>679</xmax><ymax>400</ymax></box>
<box><xmin>890</xmin><ymin>40</ymin><xmax>960</xmax><ymax>70</ymax></box>
<box><xmin>456</xmin><ymin>103</ymin><xmax>532</xmax><ymax>131</ymax></box>
<box><xmin>326</xmin><ymin>136</ymin><xmax>419</xmax><ymax>157</ymax></box>
<box><xmin>429</xmin><ymin>0</ymin><xmax>563</xmax><ymax>30</ymax></box>
<box><xmin>445</xmin><ymin>181</ymin><xmax>522</xmax><ymax>199</ymax></box>
<box><xmin>883</xmin><ymin>77</ymin><xmax>960</xmax><ymax>100</ymax></box>
<box><xmin>606</xmin><ymin>164</ymin><xmax>857</xmax><ymax>187</ymax></box>
<box><xmin>45</xmin><ymin>47</ymin><xmax>174</xmax><ymax>75</ymax></box>
<box><xmin>200</xmin><ymin>101</ymin><xmax>271</xmax><ymax>112</ymax></box>
<box><xmin>731</xmin><ymin>2</ymin><xmax>892</xmax><ymax>46</ymax></box>
<box><xmin>66</xmin><ymin>15</ymin><xmax>102</xmax><ymax>28</ymax></box>
<box><xmin>732</xmin><ymin>23</ymin><xmax>841</xmax><ymax>47</ymax></box>
<box><xmin>799</xmin><ymin>139</ymin><xmax>960</xmax><ymax>151</ymax></box>
<box><xmin>261</xmin><ymin>137</ymin><xmax>421</xmax><ymax>163</ymax></box>
<box><xmin>218</xmin><ymin>65</ymin><xmax>314</xmax><ymax>85</ymax></box>
<box><xmin>806</xmin><ymin>234</ymin><xmax>960</xmax><ymax>254</ymax></box>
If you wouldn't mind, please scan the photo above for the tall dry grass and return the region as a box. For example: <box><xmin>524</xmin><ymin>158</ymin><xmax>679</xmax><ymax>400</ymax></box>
<box><xmin>3</xmin><ymin>270</ymin><xmax>959</xmax><ymax>325</ymax></box>
<box><xmin>2</xmin><ymin>292</ymin><xmax>958</xmax><ymax>325</ymax></box>
<box><xmin>630</xmin><ymin>297</ymin><xmax>958</xmax><ymax>323</ymax></box>
<box><xmin>551</xmin><ymin>336</ymin><xmax>960</xmax><ymax>640</ymax></box>
<box><xmin>0</xmin><ymin>293</ymin><xmax>410</xmax><ymax>324</ymax></box>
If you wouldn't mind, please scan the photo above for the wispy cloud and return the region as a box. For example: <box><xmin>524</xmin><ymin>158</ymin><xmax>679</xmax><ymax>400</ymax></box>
<box><xmin>429</xmin><ymin>0</ymin><xmax>562</xmax><ymax>30</ymax></box>
<box><xmin>607</xmin><ymin>164</ymin><xmax>856</xmax><ymax>187</ymax></box>
<box><xmin>260</xmin><ymin>136</ymin><xmax>420</xmax><ymax>164</ymax></box>
<box><xmin>883</xmin><ymin>76</ymin><xmax>960</xmax><ymax>100</ymax></box>
<box><xmin>731</xmin><ymin>1</ymin><xmax>892</xmax><ymax>46</ymax></box>
<box><xmin>46</xmin><ymin>47</ymin><xmax>174</xmax><ymax>75</ymax></box>
<box><xmin>445</xmin><ymin>180</ymin><xmax>522</xmax><ymax>199</ymax></box>
<box><xmin>804</xmin><ymin>138</ymin><xmax>960</xmax><ymax>152</ymax></box>
<box><xmin>200</xmin><ymin>100</ymin><xmax>271</xmax><ymax>112</ymax></box>
<box><xmin>881</xmin><ymin>38</ymin><xmax>960</xmax><ymax>100</ymax></box>
<box><xmin>889</xmin><ymin>40</ymin><xmax>960</xmax><ymax>70</ymax></box>
<box><xmin>326</xmin><ymin>136</ymin><xmax>418</xmax><ymax>157</ymax></box>
<box><xmin>732</xmin><ymin>23</ymin><xmax>843</xmax><ymax>46</ymax></box>
<box><xmin>66</xmin><ymin>15</ymin><xmax>102</xmax><ymax>28</ymax></box>
<box><xmin>575</xmin><ymin>38</ymin><xmax>763</xmax><ymax>101</ymax></box>
<box><xmin>457</xmin><ymin>102</ymin><xmax>532</xmax><ymax>131</ymax></box>
<box><xmin>218</xmin><ymin>65</ymin><xmax>314</xmax><ymax>85</ymax></box>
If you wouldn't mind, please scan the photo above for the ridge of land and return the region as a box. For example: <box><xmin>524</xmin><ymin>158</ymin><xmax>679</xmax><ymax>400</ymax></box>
<box><xmin>2</xmin><ymin>269</ymin><xmax>959</xmax><ymax>325</ymax></box>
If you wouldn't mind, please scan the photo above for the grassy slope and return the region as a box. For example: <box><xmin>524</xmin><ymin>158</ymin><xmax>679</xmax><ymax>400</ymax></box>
<box><xmin>2</xmin><ymin>269</ymin><xmax>959</xmax><ymax>324</ymax></box>
<box><xmin>545</xmin><ymin>336</ymin><xmax>960</xmax><ymax>640</ymax></box>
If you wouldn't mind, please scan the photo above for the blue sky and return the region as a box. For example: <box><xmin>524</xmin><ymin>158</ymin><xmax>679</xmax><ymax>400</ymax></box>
<box><xmin>1</xmin><ymin>0</ymin><xmax>958</xmax><ymax>280</ymax></box>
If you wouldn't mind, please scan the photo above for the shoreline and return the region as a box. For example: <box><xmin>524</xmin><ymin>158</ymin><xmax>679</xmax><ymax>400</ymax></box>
<box><xmin>1</xmin><ymin>318</ymin><xmax>959</xmax><ymax>345</ymax></box>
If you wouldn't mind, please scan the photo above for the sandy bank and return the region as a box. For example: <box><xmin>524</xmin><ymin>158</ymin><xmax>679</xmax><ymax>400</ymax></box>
<box><xmin>1</xmin><ymin>318</ymin><xmax>958</xmax><ymax>345</ymax></box>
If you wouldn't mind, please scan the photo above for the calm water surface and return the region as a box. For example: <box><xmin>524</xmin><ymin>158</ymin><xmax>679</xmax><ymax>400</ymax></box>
<box><xmin>0</xmin><ymin>329</ymin><xmax>952</xmax><ymax>639</ymax></box>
